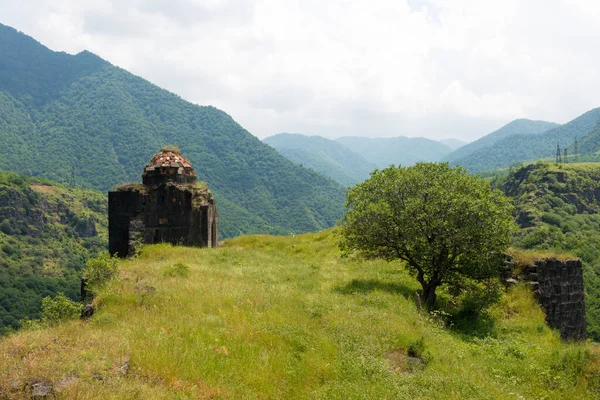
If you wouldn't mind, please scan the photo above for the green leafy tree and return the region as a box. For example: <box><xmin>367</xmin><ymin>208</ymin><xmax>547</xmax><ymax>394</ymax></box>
<box><xmin>340</xmin><ymin>162</ymin><xmax>516</xmax><ymax>310</ymax></box>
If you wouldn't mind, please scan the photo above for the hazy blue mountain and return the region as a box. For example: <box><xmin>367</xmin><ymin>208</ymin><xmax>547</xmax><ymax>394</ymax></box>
<box><xmin>335</xmin><ymin>136</ymin><xmax>453</xmax><ymax>169</ymax></box>
<box><xmin>263</xmin><ymin>133</ymin><xmax>377</xmax><ymax>186</ymax></box>
<box><xmin>439</xmin><ymin>138</ymin><xmax>467</xmax><ymax>150</ymax></box>
<box><xmin>450</xmin><ymin>110</ymin><xmax>600</xmax><ymax>172</ymax></box>
<box><xmin>0</xmin><ymin>23</ymin><xmax>346</xmax><ymax>238</ymax></box>
<box><xmin>445</xmin><ymin>119</ymin><xmax>559</xmax><ymax>164</ymax></box>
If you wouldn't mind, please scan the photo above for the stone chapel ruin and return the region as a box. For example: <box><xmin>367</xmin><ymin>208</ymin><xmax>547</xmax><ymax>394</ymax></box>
<box><xmin>108</xmin><ymin>147</ymin><xmax>218</xmax><ymax>257</ymax></box>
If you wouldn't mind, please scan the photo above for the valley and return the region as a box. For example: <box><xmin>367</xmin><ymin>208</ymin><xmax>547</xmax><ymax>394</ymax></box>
<box><xmin>2</xmin><ymin>18</ymin><xmax>600</xmax><ymax>399</ymax></box>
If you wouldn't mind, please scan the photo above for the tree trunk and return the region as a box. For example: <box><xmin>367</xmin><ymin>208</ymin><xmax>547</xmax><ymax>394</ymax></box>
<box><xmin>420</xmin><ymin>282</ymin><xmax>438</xmax><ymax>311</ymax></box>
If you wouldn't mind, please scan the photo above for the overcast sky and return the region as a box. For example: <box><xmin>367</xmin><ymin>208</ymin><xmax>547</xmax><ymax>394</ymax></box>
<box><xmin>1</xmin><ymin>0</ymin><xmax>599</xmax><ymax>141</ymax></box>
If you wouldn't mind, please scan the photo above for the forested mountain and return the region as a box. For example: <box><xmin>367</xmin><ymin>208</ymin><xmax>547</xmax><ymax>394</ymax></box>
<box><xmin>0</xmin><ymin>23</ymin><xmax>346</xmax><ymax>238</ymax></box>
<box><xmin>0</xmin><ymin>171</ymin><xmax>107</xmax><ymax>333</ymax></box>
<box><xmin>577</xmin><ymin>124</ymin><xmax>600</xmax><ymax>155</ymax></box>
<box><xmin>263</xmin><ymin>133</ymin><xmax>377</xmax><ymax>186</ymax></box>
<box><xmin>439</xmin><ymin>138</ymin><xmax>467</xmax><ymax>150</ymax></box>
<box><xmin>499</xmin><ymin>163</ymin><xmax>600</xmax><ymax>340</ymax></box>
<box><xmin>445</xmin><ymin>119</ymin><xmax>559</xmax><ymax>164</ymax></box>
<box><xmin>335</xmin><ymin>136</ymin><xmax>453</xmax><ymax>169</ymax></box>
<box><xmin>450</xmin><ymin>109</ymin><xmax>600</xmax><ymax>172</ymax></box>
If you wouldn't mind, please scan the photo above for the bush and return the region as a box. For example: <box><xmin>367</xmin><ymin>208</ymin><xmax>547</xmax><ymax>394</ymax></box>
<box><xmin>19</xmin><ymin>317</ymin><xmax>42</xmax><ymax>330</ymax></box>
<box><xmin>447</xmin><ymin>281</ymin><xmax>502</xmax><ymax>337</ymax></box>
<box><xmin>82</xmin><ymin>251</ymin><xmax>118</xmax><ymax>291</ymax></box>
<box><xmin>163</xmin><ymin>261</ymin><xmax>190</xmax><ymax>278</ymax></box>
<box><xmin>40</xmin><ymin>292</ymin><xmax>81</xmax><ymax>325</ymax></box>
<box><xmin>456</xmin><ymin>282</ymin><xmax>502</xmax><ymax>319</ymax></box>
<box><xmin>407</xmin><ymin>337</ymin><xmax>425</xmax><ymax>358</ymax></box>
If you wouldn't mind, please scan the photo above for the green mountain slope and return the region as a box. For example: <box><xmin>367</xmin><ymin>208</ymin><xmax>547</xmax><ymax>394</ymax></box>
<box><xmin>335</xmin><ymin>136</ymin><xmax>453</xmax><ymax>169</ymax></box>
<box><xmin>264</xmin><ymin>133</ymin><xmax>377</xmax><ymax>186</ymax></box>
<box><xmin>445</xmin><ymin>119</ymin><xmax>559</xmax><ymax>164</ymax></box>
<box><xmin>0</xmin><ymin>171</ymin><xmax>107</xmax><ymax>334</ymax></box>
<box><xmin>500</xmin><ymin>162</ymin><xmax>600</xmax><ymax>340</ymax></box>
<box><xmin>1</xmin><ymin>232</ymin><xmax>600</xmax><ymax>398</ymax></box>
<box><xmin>0</xmin><ymin>23</ymin><xmax>345</xmax><ymax>238</ymax></box>
<box><xmin>451</xmin><ymin>109</ymin><xmax>600</xmax><ymax>173</ymax></box>
<box><xmin>577</xmin><ymin>124</ymin><xmax>600</xmax><ymax>155</ymax></box>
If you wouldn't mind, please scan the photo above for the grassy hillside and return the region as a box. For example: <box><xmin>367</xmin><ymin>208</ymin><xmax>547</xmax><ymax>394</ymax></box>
<box><xmin>335</xmin><ymin>136</ymin><xmax>453</xmax><ymax>169</ymax></box>
<box><xmin>264</xmin><ymin>133</ymin><xmax>377</xmax><ymax>186</ymax></box>
<box><xmin>0</xmin><ymin>171</ymin><xmax>107</xmax><ymax>334</ymax></box>
<box><xmin>0</xmin><ymin>23</ymin><xmax>346</xmax><ymax>238</ymax></box>
<box><xmin>452</xmin><ymin>109</ymin><xmax>600</xmax><ymax>173</ymax></box>
<box><xmin>500</xmin><ymin>162</ymin><xmax>600</xmax><ymax>340</ymax></box>
<box><xmin>445</xmin><ymin>119</ymin><xmax>559</xmax><ymax>164</ymax></box>
<box><xmin>2</xmin><ymin>231</ymin><xmax>600</xmax><ymax>399</ymax></box>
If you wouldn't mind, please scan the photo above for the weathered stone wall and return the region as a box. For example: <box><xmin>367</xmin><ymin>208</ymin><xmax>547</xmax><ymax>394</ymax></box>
<box><xmin>508</xmin><ymin>257</ymin><xmax>586</xmax><ymax>341</ymax></box>
<box><xmin>108</xmin><ymin>190</ymin><xmax>142</xmax><ymax>257</ymax></box>
<box><xmin>536</xmin><ymin>259</ymin><xmax>586</xmax><ymax>341</ymax></box>
<box><xmin>108</xmin><ymin>183</ymin><xmax>218</xmax><ymax>257</ymax></box>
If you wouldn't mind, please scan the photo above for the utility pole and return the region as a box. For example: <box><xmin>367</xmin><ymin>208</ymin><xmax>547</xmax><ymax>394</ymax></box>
<box><xmin>556</xmin><ymin>142</ymin><xmax>562</xmax><ymax>164</ymax></box>
<box><xmin>574</xmin><ymin>137</ymin><xmax>579</xmax><ymax>163</ymax></box>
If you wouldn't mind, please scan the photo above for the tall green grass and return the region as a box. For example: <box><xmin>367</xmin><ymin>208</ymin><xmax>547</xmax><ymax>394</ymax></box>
<box><xmin>1</xmin><ymin>230</ymin><xmax>600</xmax><ymax>399</ymax></box>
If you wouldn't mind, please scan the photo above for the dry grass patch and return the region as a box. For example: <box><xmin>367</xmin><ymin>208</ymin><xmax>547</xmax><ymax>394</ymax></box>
<box><xmin>508</xmin><ymin>247</ymin><xmax>576</xmax><ymax>267</ymax></box>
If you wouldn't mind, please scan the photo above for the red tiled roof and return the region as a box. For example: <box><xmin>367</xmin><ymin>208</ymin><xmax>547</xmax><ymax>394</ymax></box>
<box><xmin>143</xmin><ymin>150</ymin><xmax>196</xmax><ymax>176</ymax></box>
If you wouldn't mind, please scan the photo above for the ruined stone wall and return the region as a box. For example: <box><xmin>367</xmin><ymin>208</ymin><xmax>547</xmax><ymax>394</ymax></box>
<box><xmin>143</xmin><ymin>184</ymin><xmax>194</xmax><ymax>245</ymax></box>
<box><xmin>510</xmin><ymin>258</ymin><xmax>586</xmax><ymax>341</ymax></box>
<box><xmin>536</xmin><ymin>259</ymin><xmax>586</xmax><ymax>341</ymax></box>
<box><xmin>109</xmin><ymin>183</ymin><xmax>218</xmax><ymax>257</ymax></box>
<box><xmin>108</xmin><ymin>190</ymin><xmax>142</xmax><ymax>257</ymax></box>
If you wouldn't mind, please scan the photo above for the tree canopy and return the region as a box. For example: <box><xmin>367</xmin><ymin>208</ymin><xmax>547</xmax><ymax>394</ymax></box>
<box><xmin>340</xmin><ymin>162</ymin><xmax>516</xmax><ymax>309</ymax></box>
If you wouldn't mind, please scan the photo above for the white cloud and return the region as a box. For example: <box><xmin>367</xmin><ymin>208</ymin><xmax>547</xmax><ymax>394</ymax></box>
<box><xmin>1</xmin><ymin>0</ymin><xmax>599</xmax><ymax>141</ymax></box>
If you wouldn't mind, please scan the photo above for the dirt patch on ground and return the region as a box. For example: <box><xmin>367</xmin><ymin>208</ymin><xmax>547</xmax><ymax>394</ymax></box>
<box><xmin>31</xmin><ymin>185</ymin><xmax>57</xmax><ymax>194</ymax></box>
<box><xmin>386</xmin><ymin>350</ymin><xmax>425</xmax><ymax>373</ymax></box>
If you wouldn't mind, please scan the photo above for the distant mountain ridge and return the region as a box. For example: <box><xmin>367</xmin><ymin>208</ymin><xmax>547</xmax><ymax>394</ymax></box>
<box><xmin>440</xmin><ymin>138</ymin><xmax>467</xmax><ymax>150</ymax></box>
<box><xmin>335</xmin><ymin>136</ymin><xmax>453</xmax><ymax>169</ymax></box>
<box><xmin>263</xmin><ymin>133</ymin><xmax>377</xmax><ymax>186</ymax></box>
<box><xmin>445</xmin><ymin>119</ymin><xmax>559</xmax><ymax>164</ymax></box>
<box><xmin>449</xmin><ymin>110</ymin><xmax>600</xmax><ymax>172</ymax></box>
<box><xmin>0</xmin><ymin>23</ymin><xmax>346</xmax><ymax>238</ymax></box>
